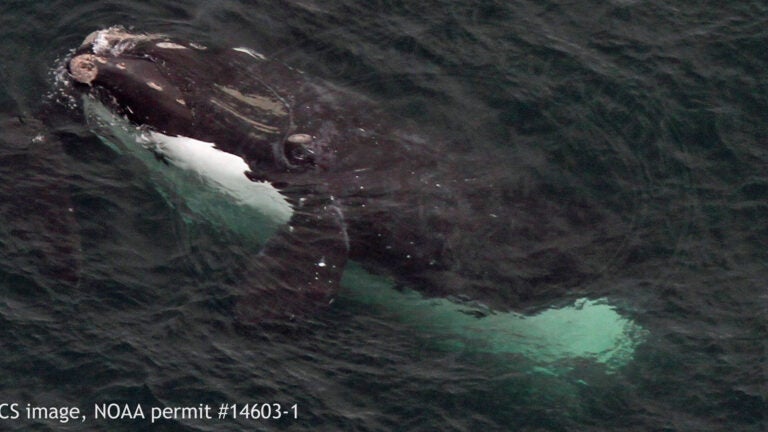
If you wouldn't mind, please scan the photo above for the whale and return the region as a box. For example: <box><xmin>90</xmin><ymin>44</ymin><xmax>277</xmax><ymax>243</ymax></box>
<box><xmin>57</xmin><ymin>27</ymin><xmax>648</xmax><ymax>370</ymax></box>
<box><xmin>60</xmin><ymin>28</ymin><xmax>628</xmax><ymax>322</ymax></box>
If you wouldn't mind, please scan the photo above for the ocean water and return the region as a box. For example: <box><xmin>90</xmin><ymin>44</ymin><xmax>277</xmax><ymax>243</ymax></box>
<box><xmin>0</xmin><ymin>1</ymin><xmax>766</xmax><ymax>431</ymax></box>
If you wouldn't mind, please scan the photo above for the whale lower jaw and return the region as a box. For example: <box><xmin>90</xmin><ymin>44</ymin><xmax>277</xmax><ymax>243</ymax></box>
<box><xmin>82</xmin><ymin>96</ymin><xmax>294</xmax><ymax>229</ymax></box>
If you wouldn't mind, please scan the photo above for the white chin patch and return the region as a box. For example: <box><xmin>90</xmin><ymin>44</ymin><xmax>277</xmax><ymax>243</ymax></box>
<box><xmin>142</xmin><ymin>132</ymin><xmax>294</xmax><ymax>225</ymax></box>
<box><xmin>82</xmin><ymin>96</ymin><xmax>293</xmax><ymax>226</ymax></box>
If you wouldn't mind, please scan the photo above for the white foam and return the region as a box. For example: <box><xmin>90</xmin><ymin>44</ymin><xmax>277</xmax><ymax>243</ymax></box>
<box><xmin>91</xmin><ymin>30</ymin><xmax>112</xmax><ymax>55</ymax></box>
<box><xmin>91</xmin><ymin>29</ymin><xmax>135</xmax><ymax>57</ymax></box>
<box><xmin>87</xmin><ymin>27</ymin><xmax>166</xmax><ymax>57</ymax></box>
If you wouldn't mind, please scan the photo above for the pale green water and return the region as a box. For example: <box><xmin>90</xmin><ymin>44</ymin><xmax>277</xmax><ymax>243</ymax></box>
<box><xmin>342</xmin><ymin>263</ymin><xmax>646</xmax><ymax>371</ymax></box>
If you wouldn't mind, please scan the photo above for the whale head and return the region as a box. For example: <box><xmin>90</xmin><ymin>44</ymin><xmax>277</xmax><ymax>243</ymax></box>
<box><xmin>65</xmin><ymin>27</ymin><xmax>316</xmax><ymax>173</ymax></box>
<box><xmin>64</xmin><ymin>27</ymin><xmax>305</xmax><ymax>226</ymax></box>
<box><xmin>67</xmin><ymin>29</ymin><xmax>201</xmax><ymax>138</ymax></box>
<box><xmin>58</xmin><ymin>28</ymin><xmax>355</xmax><ymax>322</ymax></box>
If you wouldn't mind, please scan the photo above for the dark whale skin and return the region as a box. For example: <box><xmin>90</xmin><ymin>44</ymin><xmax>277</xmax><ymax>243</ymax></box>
<box><xmin>64</xmin><ymin>29</ymin><xmax>604</xmax><ymax>320</ymax></box>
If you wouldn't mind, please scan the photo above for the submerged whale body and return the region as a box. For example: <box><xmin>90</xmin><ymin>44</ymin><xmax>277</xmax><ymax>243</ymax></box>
<box><xmin>61</xmin><ymin>27</ymin><xmax>603</xmax><ymax>320</ymax></box>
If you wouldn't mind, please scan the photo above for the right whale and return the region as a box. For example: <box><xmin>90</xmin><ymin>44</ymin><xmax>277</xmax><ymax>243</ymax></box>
<box><xmin>58</xmin><ymin>27</ymin><xmax>619</xmax><ymax>324</ymax></box>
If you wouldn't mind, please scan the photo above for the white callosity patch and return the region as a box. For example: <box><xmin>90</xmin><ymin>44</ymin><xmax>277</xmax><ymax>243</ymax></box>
<box><xmin>155</xmin><ymin>42</ymin><xmax>188</xmax><ymax>50</ymax></box>
<box><xmin>139</xmin><ymin>132</ymin><xmax>293</xmax><ymax>224</ymax></box>
<box><xmin>82</xmin><ymin>96</ymin><xmax>293</xmax><ymax>227</ymax></box>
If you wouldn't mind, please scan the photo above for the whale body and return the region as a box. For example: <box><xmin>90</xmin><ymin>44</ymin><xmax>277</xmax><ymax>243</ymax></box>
<box><xmin>56</xmin><ymin>27</ymin><xmax>649</xmax><ymax>371</ymax></box>
<box><xmin>61</xmin><ymin>27</ymin><xmax>623</xmax><ymax>322</ymax></box>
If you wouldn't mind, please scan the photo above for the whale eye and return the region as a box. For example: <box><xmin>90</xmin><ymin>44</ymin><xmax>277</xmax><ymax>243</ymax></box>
<box><xmin>291</xmin><ymin>146</ymin><xmax>314</xmax><ymax>161</ymax></box>
<box><xmin>284</xmin><ymin>134</ymin><xmax>316</xmax><ymax>165</ymax></box>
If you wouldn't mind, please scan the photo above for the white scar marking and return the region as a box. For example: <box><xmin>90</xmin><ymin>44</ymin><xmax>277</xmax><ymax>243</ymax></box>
<box><xmin>209</xmin><ymin>98</ymin><xmax>280</xmax><ymax>134</ymax></box>
<box><xmin>215</xmin><ymin>84</ymin><xmax>287</xmax><ymax>116</ymax></box>
<box><xmin>147</xmin><ymin>82</ymin><xmax>163</xmax><ymax>91</ymax></box>
<box><xmin>232</xmin><ymin>47</ymin><xmax>266</xmax><ymax>61</ymax></box>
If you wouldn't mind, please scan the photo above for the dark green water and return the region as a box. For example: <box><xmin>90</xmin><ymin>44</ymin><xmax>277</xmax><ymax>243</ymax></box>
<box><xmin>0</xmin><ymin>1</ymin><xmax>765</xmax><ymax>431</ymax></box>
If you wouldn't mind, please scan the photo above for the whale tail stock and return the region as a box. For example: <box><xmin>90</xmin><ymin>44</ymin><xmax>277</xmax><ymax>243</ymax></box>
<box><xmin>234</xmin><ymin>191</ymin><xmax>349</xmax><ymax>323</ymax></box>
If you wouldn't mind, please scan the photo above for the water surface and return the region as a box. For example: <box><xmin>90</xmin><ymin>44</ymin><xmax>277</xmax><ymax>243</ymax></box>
<box><xmin>0</xmin><ymin>1</ymin><xmax>765</xmax><ymax>431</ymax></box>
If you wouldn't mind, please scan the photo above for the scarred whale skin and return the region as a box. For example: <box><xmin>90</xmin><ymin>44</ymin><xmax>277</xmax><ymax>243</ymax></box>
<box><xmin>62</xmin><ymin>27</ymin><xmax>601</xmax><ymax>320</ymax></box>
